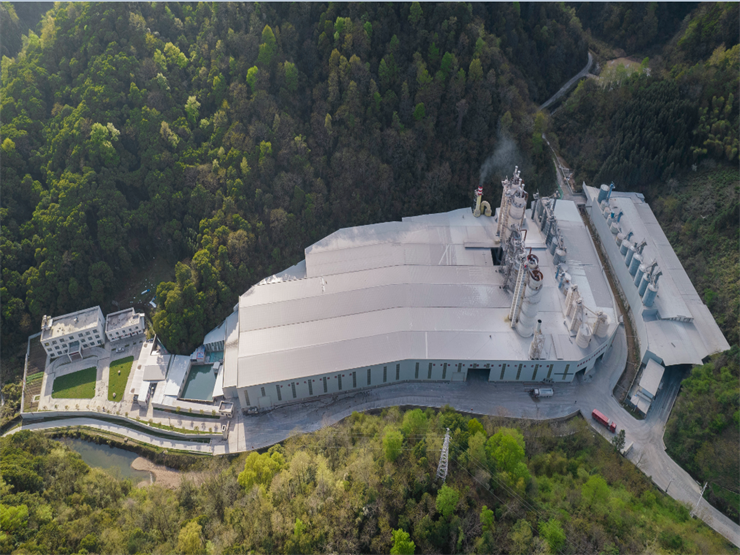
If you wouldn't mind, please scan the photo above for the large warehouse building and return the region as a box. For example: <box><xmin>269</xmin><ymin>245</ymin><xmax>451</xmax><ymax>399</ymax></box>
<box><xmin>214</xmin><ymin>169</ymin><xmax>621</xmax><ymax>410</ymax></box>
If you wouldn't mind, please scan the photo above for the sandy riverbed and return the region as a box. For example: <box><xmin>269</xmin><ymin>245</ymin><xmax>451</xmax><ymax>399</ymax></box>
<box><xmin>131</xmin><ymin>457</ymin><xmax>201</xmax><ymax>489</ymax></box>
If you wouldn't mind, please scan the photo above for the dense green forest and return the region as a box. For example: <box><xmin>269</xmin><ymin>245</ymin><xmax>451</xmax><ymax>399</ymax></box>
<box><xmin>1</xmin><ymin>1</ymin><xmax>584</xmax><ymax>364</ymax></box>
<box><xmin>1</xmin><ymin>408</ymin><xmax>735</xmax><ymax>554</ymax></box>
<box><xmin>550</xmin><ymin>3</ymin><xmax>739</xmax><ymax>189</ymax></box>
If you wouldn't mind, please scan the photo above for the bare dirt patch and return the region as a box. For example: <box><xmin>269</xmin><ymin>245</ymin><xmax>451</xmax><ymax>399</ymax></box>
<box><xmin>132</xmin><ymin>456</ymin><xmax>204</xmax><ymax>489</ymax></box>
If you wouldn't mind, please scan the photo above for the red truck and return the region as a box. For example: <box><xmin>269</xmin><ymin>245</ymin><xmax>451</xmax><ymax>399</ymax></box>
<box><xmin>592</xmin><ymin>409</ymin><xmax>617</xmax><ymax>432</ymax></box>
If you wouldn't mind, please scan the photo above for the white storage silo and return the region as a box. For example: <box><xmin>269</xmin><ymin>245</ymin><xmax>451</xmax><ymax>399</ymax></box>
<box><xmin>593</xmin><ymin>311</ymin><xmax>609</xmax><ymax>337</ymax></box>
<box><xmin>643</xmin><ymin>283</ymin><xmax>658</xmax><ymax>307</ymax></box>
<box><xmin>576</xmin><ymin>323</ymin><xmax>592</xmax><ymax>348</ymax></box>
<box><xmin>629</xmin><ymin>253</ymin><xmax>642</xmax><ymax>276</ymax></box>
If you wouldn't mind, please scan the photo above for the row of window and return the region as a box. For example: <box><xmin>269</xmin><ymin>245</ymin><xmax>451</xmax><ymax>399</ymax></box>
<box><xmin>45</xmin><ymin>329</ymin><xmax>100</xmax><ymax>348</ymax></box>
<box><xmin>108</xmin><ymin>324</ymin><xmax>141</xmax><ymax>337</ymax></box>
<box><xmin>249</xmin><ymin>362</ymin><xmax>576</xmax><ymax>405</ymax></box>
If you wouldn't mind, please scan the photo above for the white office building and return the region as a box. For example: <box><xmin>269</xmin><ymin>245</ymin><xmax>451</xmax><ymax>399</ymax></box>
<box><xmin>105</xmin><ymin>308</ymin><xmax>145</xmax><ymax>342</ymax></box>
<box><xmin>40</xmin><ymin>306</ymin><xmax>105</xmax><ymax>361</ymax></box>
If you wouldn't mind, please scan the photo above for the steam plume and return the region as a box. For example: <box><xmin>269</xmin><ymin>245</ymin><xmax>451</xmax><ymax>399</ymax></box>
<box><xmin>479</xmin><ymin>128</ymin><xmax>520</xmax><ymax>186</ymax></box>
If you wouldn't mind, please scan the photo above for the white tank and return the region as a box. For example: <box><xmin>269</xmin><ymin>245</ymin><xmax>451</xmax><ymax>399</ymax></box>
<box><xmin>593</xmin><ymin>311</ymin><xmax>609</xmax><ymax>338</ymax></box>
<box><xmin>568</xmin><ymin>300</ymin><xmax>583</xmax><ymax>335</ymax></box>
<box><xmin>616</xmin><ymin>232</ymin><xmax>625</xmax><ymax>246</ymax></box>
<box><xmin>610</xmin><ymin>222</ymin><xmax>620</xmax><ymax>235</ymax></box>
<box><xmin>576</xmin><ymin>323</ymin><xmax>592</xmax><ymax>349</ymax></box>
<box><xmin>625</xmin><ymin>244</ymin><xmax>636</xmax><ymax>267</ymax></box>
<box><xmin>634</xmin><ymin>264</ymin><xmax>646</xmax><ymax>286</ymax></box>
<box><xmin>548</xmin><ymin>237</ymin><xmax>558</xmax><ymax>255</ymax></box>
<box><xmin>620</xmin><ymin>240</ymin><xmax>631</xmax><ymax>256</ymax></box>
<box><xmin>643</xmin><ymin>283</ymin><xmax>658</xmax><ymax>307</ymax></box>
<box><xmin>553</xmin><ymin>248</ymin><xmax>566</xmax><ymax>265</ymax></box>
<box><xmin>564</xmin><ymin>285</ymin><xmax>579</xmax><ymax>316</ymax></box>
<box><xmin>638</xmin><ymin>274</ymin><xmax>650</xmax><ymax>297</ymax></box>
<box><xmin>516</xmin><ymin>273</ymin><xmax>543</xmax><ymax>338</ymax></box>
<box><xmin>602</xmin><ymin>204</ymin><xmax>610</xmax><ymax>218</ymax></box>
<box><xmin>598</xmin><ymin>184</ymin><xmax>610</xmax><ymax>203</ymax></box>
<box><xmin>629</xmin><ymin>253</ymin><xmax>642</xmax><ymax>276</ymax></box>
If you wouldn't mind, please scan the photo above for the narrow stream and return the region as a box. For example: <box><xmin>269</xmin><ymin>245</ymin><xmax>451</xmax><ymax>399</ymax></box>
<box><xmin>58</xmin><ymin>438</ymin><xmax>154</xmax><ymax>483</ymax></box>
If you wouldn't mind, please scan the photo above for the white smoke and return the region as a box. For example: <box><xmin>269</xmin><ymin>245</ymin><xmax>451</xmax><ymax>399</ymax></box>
<box><xmin>479</xmin><ymin>129</ymin><xmax>520</xmax><ymax>187</ymax></box>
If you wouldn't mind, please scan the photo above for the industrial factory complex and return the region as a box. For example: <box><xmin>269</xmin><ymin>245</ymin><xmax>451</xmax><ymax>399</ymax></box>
<box><xmin>218</xmin><ymin>169</ymin><xmax>620</xmax><ymax>410</ymax></box>
<box><xmin>28</xmin><ymin>168</ymin><xmax>728</xmax><ymax>418</ymax></box>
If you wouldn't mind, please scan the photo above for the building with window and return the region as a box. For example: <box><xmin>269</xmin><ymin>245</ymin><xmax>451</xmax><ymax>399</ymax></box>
<box><xmin>220</xmin><ymin>170</ymin><xmax>622</xmax><ymax>411</ymax></box>
<box><xmin>41</xmin><ymin>306</ymin><xmax>105</xmax><ymax>361</ymax></box>
<box><xmin>105</xmin><ymin>308</ymin><xmax>145</xmax><ymax>342</ymax></box>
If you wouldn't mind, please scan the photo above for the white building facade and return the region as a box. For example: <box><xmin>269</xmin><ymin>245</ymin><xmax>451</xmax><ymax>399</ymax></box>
<box><xmin>220</xmin><ymin>172</ymin><xmax>620</xmax><ymax>411</ymax></box>
<box><xmin>41</xmin><ymin>306</ymin><xmax>106</xmax><ymax>360</ymax></box>
<box><xmin>105</xmin><ymin>308</ymin><xmax>145</xmax><ymax>342</ymax></box>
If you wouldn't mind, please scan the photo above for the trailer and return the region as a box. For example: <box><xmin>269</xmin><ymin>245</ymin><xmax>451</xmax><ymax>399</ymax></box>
<box><xmin>531</xmin><ymin>388</ymin><xmax>554</xmax><ymax>398</ymax></box>
<box><xmin>591</xmin><ymin>409</ymin><xmax>617</xmax><ymax>432</ymax></box>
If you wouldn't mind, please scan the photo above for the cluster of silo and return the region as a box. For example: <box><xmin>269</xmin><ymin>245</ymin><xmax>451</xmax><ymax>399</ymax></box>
<box><xmin>509</xmin><ymin>253</ymin><xmax>544</xmax><ymax>338</ymax></box>
<box><xmin>561</xmin><ymin>283</ymin><xmax>610</xmax><ymax>349</ymax></box>
<box><xmin>601</xmin><ymin>186</ymin><xmax>662</xmax><ymax>309</ymax></box>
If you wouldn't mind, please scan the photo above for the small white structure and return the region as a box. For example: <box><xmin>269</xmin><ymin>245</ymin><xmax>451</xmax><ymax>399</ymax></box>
<box><xmin>631</xmin><ymin>359</ymin><xmax>666</xmax><ymax>415</ymax></box>
<box><xmin>105</xmin><ymin>308</ymin><xmax>145</xmax><ymax>342</ymax></box>
<box><xmin>41</xmin><ymin>306</ymin><xmax>105</xmax><ymax>360</ymax></box>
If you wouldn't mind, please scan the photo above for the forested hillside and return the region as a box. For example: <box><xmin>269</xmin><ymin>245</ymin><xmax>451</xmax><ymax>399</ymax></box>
<box><xmin>550</xmin><ymin>3</ymin><xmax>738</xmax><ymax>189</ymax></box>
<box><xmin>1</xmin><ymin>408</ymin><xmax>734</xmax><ymax>554</ymax></box>
<box><xmin>1</xmin><ymin>2</ymin><xmax>589</xmax><ymax>362</ymax></box>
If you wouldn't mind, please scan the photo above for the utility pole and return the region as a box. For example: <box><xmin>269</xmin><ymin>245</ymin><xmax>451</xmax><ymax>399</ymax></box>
<box><xmin>690</xmin><ymin>482</ymin><xmax>708</xmax><ymax>518</ymax></box>
<box><xmin>436</xmin><ymin>428</ymin><xmax>451</xmax><ymax>482</ymax></box>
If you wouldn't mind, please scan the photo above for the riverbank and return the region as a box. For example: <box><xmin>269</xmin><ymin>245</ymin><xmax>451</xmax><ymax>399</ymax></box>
<box><xmin>131</xmin><ymin>457</ymin><xmax>183</xmax><ymax>488</ymax></box>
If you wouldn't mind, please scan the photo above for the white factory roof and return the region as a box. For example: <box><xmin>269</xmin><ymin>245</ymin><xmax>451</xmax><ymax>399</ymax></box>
<box><xmin>586</xmin><ymin>186</ymin><xmax>730</xmax><ymax>366</ymax></box>
<box><xmin>41</xmin><ymin>306</ymin><xmax>103</xmax><ymax>341</ymax></box>
<box><xmin>105</xmin><ymin>308</ymin><xmax>144</xmax><ymax>333</ymax></box>
<box><xmin>231</xmin><ymin>204</ymin><xmax>617</xmax><ymax>389</ymax></box>
<box><xmin>142</xmin><ymin>338</ymin><xmax>172</xmax><ymax>381</ymax></box>
<box><xmin>640</xmin><ymin>359</ymin><xmax>665</xmax><ymax>398</ymax></box>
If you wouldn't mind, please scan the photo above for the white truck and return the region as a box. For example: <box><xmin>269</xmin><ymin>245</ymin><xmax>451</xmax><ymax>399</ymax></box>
<box><xmin>531</xmin><ymin>387</ymin><xmax>554</xmax><ymax>398</ymax></box>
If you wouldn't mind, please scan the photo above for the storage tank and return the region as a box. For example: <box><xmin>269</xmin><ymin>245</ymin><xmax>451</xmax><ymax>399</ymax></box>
<box><xmin>638</xmin><ymin>273</ymin><xmax>650</xmax><ymax>297</ymax></box>
<box><xmin>576</xmin><ymin>323</ymin><xmax>592</xmax><ymax>349</ymax></box>
<box><xmin>620</xmin><ymin>240</ymin><xmax>631</xmax><ymax>256</ymax></box>
<box><xmin>629</xmin><ymin>253</ymin><xmax>642</xmax><ymax>276</ymax></box>
<box><xmin>610</xmin><ymin>222</ymin><xmax>620</xmax><ymax>236</ymax></box>
<box><xmin>537</xmin><ymin>197</ymin><xmax>546</xmax><ymax>220</ymax></box>
<box><xmin>634</xmin><ymin>263</ymin><xmax>646</xmax><ymax>286</ymax></box>
<box><xmin>548</xmin><ymin>237</ymin><xmax>558</xmax><ymax>255</ymax></box>
<box><xmin>643</xmin><ymin>283</ymin><xmax>658</xmax><ymax>307</ymax></box>
<box><xmin>602</xmin><ymin>204</ymin><xmax>610</xmax><ymax>218</ymax></box>
<box><xmin>559</xmin><ymin>272</ymin><xmax>571</xmax><ymax>292</ymax></box>
<box><xmin>625</xmin><ymin>244</ymin><xmax>636</xmax><ymax>267</ymax></box>
<box><xmin>593</xmin><ymin>311</ymin><xmax>609</xmax><ymax>338</ymax></box>
<box><xmin>598</xmin><ymin>184</ymin><xmax>611</xmax><ymax>203</ymax></box>
<box><xmin>516</xmin><ymin>272</ymin><xmax>543</xmax><ymax>338</ymax></box>
<box><xmin>553</xmin><ymin>247</ymin><xmax>566</xmax><ymax>265</ymax></box>
<box><xmin>616</xmin><ymin>232</ymin><xmax>625</xmax><ymax>247</ymax></box>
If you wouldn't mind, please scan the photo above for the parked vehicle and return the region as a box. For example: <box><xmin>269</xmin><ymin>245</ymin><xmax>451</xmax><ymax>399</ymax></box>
<box><xmin>592</xmin><ymin>409</ymin><xmax>617</xmax><ymax>432</ymax></box>
<box><xmin>531</xmin><ymin>387</ymin><xmax>554</xmax><ymax>398</ymax></box>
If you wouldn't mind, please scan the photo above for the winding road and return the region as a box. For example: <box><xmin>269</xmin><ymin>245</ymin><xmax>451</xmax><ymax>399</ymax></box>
<box><xmin>540</xmin><ymin>51</ymin><xmax>594</xmax><ymax>111</ymax></box>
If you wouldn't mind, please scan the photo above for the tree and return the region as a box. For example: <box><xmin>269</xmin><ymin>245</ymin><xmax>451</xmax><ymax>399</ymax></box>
<box><xmin>435</xmin><ymin>484</ymin><xmax>459</xmax><ymax>518</ymax></box>
<box><xmin>413</xmin><ymin>103</ymin><xmax>426</xmax><ymax>121</ymax></box>
<box><xmin>539</xmin><ymin>519</ymin><xmax>566</xmax><ymax>553</ymax></box>
<box><xmin>257</xmin><ymin>25</ymin><xmax>277</xmax><ymax>66</ymax></box>
<box><xmin>246</xmin><ymin>66</ymin><xmax>258</xmax><ymax>93</ymax></box>
<box><xmin>401</xmin><ymin>408</ymin><xmax>427</xmax><ymax>438</ymax></box>
<box><xmin>390</xmin><ymin>529</ymin><xmax>415</xmax><ymax>555</ymax></box>
<box><xmin>383</xmin><ymin>426</ymin><xmax>403</xmax><ymax>462</ymax></box>
<box><xmin>408</xmin><ymin>2</ymin><xmax>423</xmax><ymax>26</ymax></box>
<box><xmin>284</xmin><ymin>61</ymin><xmax>298</xmax><ymax>93</ymax></box>
<box><xmin>612</xmin><ymin>429</ymin><xmax>626</xmax><ymax>453</ymax></box>
<box><xmin>480</xmin><ymin>505</ymin><xmax>495</xmax><ymax>531</ymax></box>
<box><xmin>582</xmin><ymin>475</ymin><xmax>610</xmax><ymax>506</ymax></box>
<box><xmin>237</xmin><ymin>451</ymin><xmax>285</xmax><ymax>490</ymax></box>
<box><xmin>508</xmin><ymin>519</ymin><xmax>532</xmax><ymax>555</ymax></box>
<box><xmin>177</xmin><ymin>521</ymin><xmax>204</xmax><ymax>555</ymax></box>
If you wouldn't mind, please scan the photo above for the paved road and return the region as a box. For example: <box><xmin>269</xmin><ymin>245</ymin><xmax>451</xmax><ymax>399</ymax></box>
<box><xmin>540</xmin><ymin>51</ymin><xmax>594</xmax><ymax>111</ymax></box>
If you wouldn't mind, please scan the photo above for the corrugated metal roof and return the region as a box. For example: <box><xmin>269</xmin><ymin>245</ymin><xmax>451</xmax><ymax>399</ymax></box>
<box><xmin>640</xmin><ymin>359</ymin><xmax>665</xmax><ymax>397</ymax></box>
<box><xmin>585</xmin><ymin>186</ymin><xmax>729</xmax><ymax>366</ymax></box>
<box><xmin>226</xmin><ymin>201</ymin><xmax>619</xmax><ymax>389</ymax></box>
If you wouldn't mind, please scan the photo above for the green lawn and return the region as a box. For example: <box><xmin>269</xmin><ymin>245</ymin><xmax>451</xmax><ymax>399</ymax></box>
<box><xmin>51</xmin><ymin>367</ymin><xmax>97</xmax><ymax>399</ymax></box>
<box><xmin>108</xmin><ymin>356</ymin><xmax>134</xmax><ymax>401</ymax></box>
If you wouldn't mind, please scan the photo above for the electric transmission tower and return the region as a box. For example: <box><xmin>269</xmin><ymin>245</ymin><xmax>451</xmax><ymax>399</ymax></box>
<box><xmin>436</xmin><ymin>428</ymin><xmax>451</xmax><ymax>482</ymax></box>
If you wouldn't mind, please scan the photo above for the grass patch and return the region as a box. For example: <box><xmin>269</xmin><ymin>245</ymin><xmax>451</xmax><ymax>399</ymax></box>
<box><xmin>52</xmin><ymin>367</ymin><xmax>97</xmax><ymax>399</ymax></box>
<box><xmin>26</xmin><ymin>371</ymin><xmax>44</xmax><ymax>384</ymax></box>
<box><xmin>108</xmin><ymin>356</ymin><xmax>134</xmax><ymax>401</ymax></box>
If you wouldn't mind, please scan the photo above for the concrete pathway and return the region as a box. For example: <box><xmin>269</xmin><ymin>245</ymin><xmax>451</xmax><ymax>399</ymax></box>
<box><xmin>6</xmin><ymin>417</ymin><xmax>212</xmax><ymax>454</ymax></box>
<box><xmin>540</xmin><ymin>51</ymin><xmax>594</xmax><ymax>111</ymax></box>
